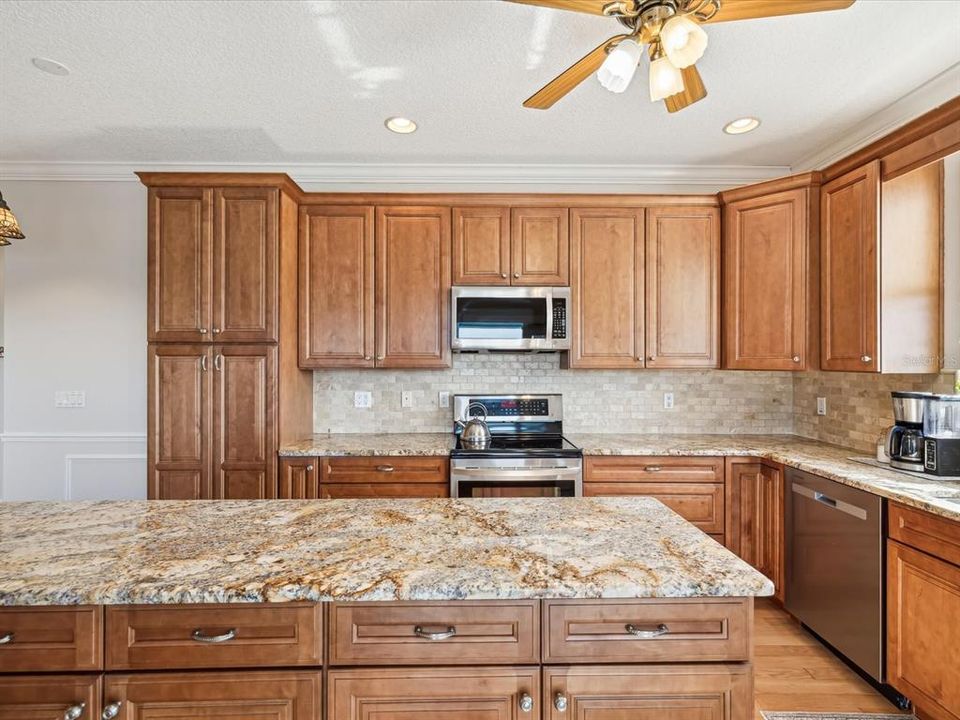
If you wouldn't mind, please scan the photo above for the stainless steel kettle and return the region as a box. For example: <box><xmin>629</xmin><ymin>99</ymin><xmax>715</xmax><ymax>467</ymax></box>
<box><xmin>456</xmin><ymin>402</ymin><xmax>492</xmax><ymax>448</ymax></box>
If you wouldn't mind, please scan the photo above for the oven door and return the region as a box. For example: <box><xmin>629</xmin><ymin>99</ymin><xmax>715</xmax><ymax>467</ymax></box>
<box><xmin>451</xmin><ymin>457</ymin><xmax>582</xmax><ymax>498</ymax></box>
<box><xmin>451</xmin><ymin>287</ymin><xmax>569</xmax><ymax>351</ymax></box>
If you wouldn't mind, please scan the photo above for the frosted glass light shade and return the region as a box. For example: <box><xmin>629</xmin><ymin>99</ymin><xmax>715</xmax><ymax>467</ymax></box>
<box><xmin>649</xmin><ymin>55</ymin><xmax>684</xmax><ymax>102</ymax></box>
<box><xmin>660</xmin><ymin>15</ymin><xmax>708</xmax><ymax>69</ymax></box>
<box><xmin>597</xmin><ymin>39</ymin><xmax>642</xmax><ymax>93</ymax></box>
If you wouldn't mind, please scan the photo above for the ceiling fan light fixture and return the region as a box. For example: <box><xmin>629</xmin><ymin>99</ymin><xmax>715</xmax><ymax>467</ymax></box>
<box><xmin>660</xmin><ymin>14</ymin><xmax>708</xmax><ymax>69</ymax></box>
<box><xmin>648</xmin><ymin>43</ymin><xmax>684</xmax><ymax>102</ymax></box>
<box><xmin>0</xmin><ymin>191</ymin><xmax>25</xmax><ymax>244</ymax></box>
<box><xmin>596</xmin><ymin>38</ymin><xmax>642</xmax><ymax>93</ymax></box>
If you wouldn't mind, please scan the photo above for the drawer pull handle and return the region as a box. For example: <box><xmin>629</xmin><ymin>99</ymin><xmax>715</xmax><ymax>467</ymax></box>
<box><xmin>625</xmin><ymin>623</ymin><xmax>669</xmax><ymax>638</ymax></box>
<box><xmin>519</xmin><ymin>692</ymin><xmax>534</xmax><ymax>713</ymax></box>
<box><xmin>413</xmin><ymin>625</ymin><xmax>456</xmax><ymax>641</ymax></box>
<box><xmin>554</xmin><ymin>693</ymin><xmax>568</xmax><ymax>712</ymax></box>
<box><xmin>191</xmin><ymin>627</ymin><xmax>237</xmax><ymax>643</ymax></box>
<box><xmin>376</xmin><ymin>464</ymin><xmax>395</xmax><ymax>473</ymax></box>
<box><xmin>101</xmin><ymin>702</ymin><xmax>122</xmax><ymax>720</ymax></box>
<box><xmin>64</xmin><ymin>703</ymin><xmax>86</xmax><ymax>720</ymax></box>
<box><xmin>0</xmin><ymin>632</ymin><xmax>12</xmax><ymax>644</ymax></box>
<box><xmin>644</xmin><ymin>465</ymin><xmax>662</xmax><ymax>472</ymax></box>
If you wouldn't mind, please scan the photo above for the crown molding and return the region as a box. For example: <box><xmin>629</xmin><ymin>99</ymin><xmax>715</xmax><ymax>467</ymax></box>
<box><xmin>0</xmin><ymin>160</ymin><xmax>789</xmax><ymax>190</ymax></box>
<box><xmin>791</xmin><ymin>63</ymin><xmax>960</xmax><ymax>173</ymax></box>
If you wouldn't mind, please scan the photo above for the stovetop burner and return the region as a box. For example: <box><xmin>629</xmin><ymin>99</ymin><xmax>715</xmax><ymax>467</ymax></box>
<box><xmin>452</xmin><ymin>432</ymin><xmax>581</xmax><ymax>458</ymax></box>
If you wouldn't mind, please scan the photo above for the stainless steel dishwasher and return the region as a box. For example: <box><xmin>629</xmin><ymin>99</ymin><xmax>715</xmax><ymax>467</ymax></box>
<box><xmin>785</xmin><ymin>467</ymin><xmax>885</xmax><ymax>683</ymax></box>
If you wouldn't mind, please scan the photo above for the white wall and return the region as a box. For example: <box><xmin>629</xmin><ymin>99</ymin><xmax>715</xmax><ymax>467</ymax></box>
<box><xmin>0</xmin><ymin>181</ymin><xmax>147</xmax><ymax>500</ymax></box>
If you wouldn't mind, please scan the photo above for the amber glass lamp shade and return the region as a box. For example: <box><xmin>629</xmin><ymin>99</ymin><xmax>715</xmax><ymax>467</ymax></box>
<box><xmin>0</xmin><ymin>191</ymin><xmax>25</xmax><ymax>244</ymax></box>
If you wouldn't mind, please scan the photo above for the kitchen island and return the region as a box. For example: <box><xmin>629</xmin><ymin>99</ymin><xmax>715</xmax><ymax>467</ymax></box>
<box><xmin>1</xmin><ymin>497</ymin><xmax>771</xmax><ymax>718</ymax></box>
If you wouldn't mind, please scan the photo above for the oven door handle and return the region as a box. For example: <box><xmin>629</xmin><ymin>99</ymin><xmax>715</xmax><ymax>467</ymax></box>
<box><xmin>453</xmin><ymin>467</ymin><xmax>580</xmax><ymax>479</ymax></box>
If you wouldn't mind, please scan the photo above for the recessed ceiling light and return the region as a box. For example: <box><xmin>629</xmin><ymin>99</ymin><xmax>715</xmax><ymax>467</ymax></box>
<box><xmin>31</xmin><ymin>57</ymin><xmax>70</xmax><ymax>76</ymax></box>
<box><xmin>384</xmin><ymin>117</ymin><xmax>417</xmax><ymax>134</ymax></box>
<box><xmin>723</xmin><ymin>117</ymin><xmax>761</xmax><ymax>135</ymax></box>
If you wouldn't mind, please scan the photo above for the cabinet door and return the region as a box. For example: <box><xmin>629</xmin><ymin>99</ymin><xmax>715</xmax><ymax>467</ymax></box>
<box><xmin>375</xmin><ymin>206</ymin><xmax>451</xmax><ymax>368</ymax></box>
<box><xmin>887</xmin><ymin>540</ymin><xmax>960</xmax><ymax>720</ymax></box>
<box><xmin>212</xmin><ymin>187</ymin><xmax>278</xmax><ymax>342</ymax></box>
<box><xmin>584</xmin><ymin>481</ymin><xmax>724</xmax><ymax>535</ymax></box>
<box><xmin>568</xmin><ymin>208</ymin><xmax>644</xmax><ymax>368</ymax></box>
<box><xmin>299</xmin><ymin>205</ymin><xmax>375</xmax><ymax>367</ymax></box>
<box><xmin>278</xmin><ymin>457</ymin><xmax>319</xmax><ymax>499</ymax></box>
<box><xmin>511</xmin><ymin>207</ymin><xmax>569</xmax><ymax>285</ymax></box>
<box><xmin>147</xmin><ymin>187</ymin><xmax>212</xmax><ymax>342</ymax></box>
<box><xmin>147</xmin><ymin>344</ymin><xmax>212</xmax><ymax>499</ymax></box>
<box><xmin>102</xmin><ymin>671</ymin><xmax>320</xmax><ymax>719</ymax></box>
<box><xmin>0</xmin><ymin>675</ymin><xmax>101</xmax><ymax>720</ymax></box>
<box><xmin>453</xmin><ymin>207</ymin><xmax>510</xmax><ymax>285</ymax></box>
<box><xmin>735</xmin><ymin>462</ymin><xmax>784</xmax><ymax>601</ymax></box>
<box><xmin>645</xmin><ymin>207</ymin><xmax>720</xmax><ymax>368</ymax></box>
<box><xmin>820</xmin><ymin>160</ymin><xmax>879</xmax><ymax>372</ymax></box>
<box><xmin>723</xmin><ymin>188</ymin><xmax>809</xmax><ymax>370</ymax></box>
<box><xmin>328</xmin><ymin>667</ymin><xmax>540</xmax><ymax>720</ymax></box>
<box><xmin>213</xmin><ymin>344</ymin><xmax>277</xmax><ymax>499</ymax></box>
<box><xmin>544</xmin><ymin>664</ymin><xmax>752</xmax><ymax>720</ymax></box>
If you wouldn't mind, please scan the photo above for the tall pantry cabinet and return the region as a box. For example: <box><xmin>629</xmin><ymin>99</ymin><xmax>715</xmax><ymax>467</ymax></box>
<box><xmin>140</xmin><ymin>174</ymin><xmax>312</xmax><ymax>499</ymax></box>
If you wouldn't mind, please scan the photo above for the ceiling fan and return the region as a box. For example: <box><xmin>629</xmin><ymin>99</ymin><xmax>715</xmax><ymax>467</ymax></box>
<box><xmin>509</xmin><ymin>0</ymin><xmax>855</xmax><ymax>113</ymax></box>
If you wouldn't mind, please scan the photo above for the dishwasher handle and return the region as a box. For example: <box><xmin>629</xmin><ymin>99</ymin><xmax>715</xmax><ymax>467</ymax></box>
<box><xmin>791</xmin><ymin>482</ymin><xmax>868</xmax><ymax>520</ymax></box>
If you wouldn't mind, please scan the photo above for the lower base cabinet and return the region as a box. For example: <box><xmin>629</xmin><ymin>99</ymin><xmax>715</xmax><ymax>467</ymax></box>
<box><xmin>0</xmin><ymin>675</ymin><xmax>101</xmax><ymax>720</ymax></box>
<box><xmin>543</xmin><ymin>664</ymin><xmax>753</xmax><ymax>720</ymax></box>
<box><xmin>327</xmin><ymin>666</ymin><xmax>540</xmax><ymax>720</ymax></box>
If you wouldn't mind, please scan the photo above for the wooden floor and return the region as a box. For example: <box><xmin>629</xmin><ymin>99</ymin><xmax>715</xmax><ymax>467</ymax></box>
<box><xmin>753</xmin><ymin>599</ymin><xmax>910</xmax><ymax>719</ymax></box>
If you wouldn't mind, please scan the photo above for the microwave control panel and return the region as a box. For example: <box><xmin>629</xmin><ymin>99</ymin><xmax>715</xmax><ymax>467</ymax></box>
<box><xmin>552</xmin><ymin>300</ymin><xmax>567</xmax><ymax>339</ymax></box>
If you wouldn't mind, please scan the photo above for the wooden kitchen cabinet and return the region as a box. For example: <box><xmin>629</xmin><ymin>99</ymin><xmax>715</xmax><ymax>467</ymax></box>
<box><xmin>375</xmin><ymin>206</ymin><xmax>452</xmax><ymax>368</ymax></box>
<box><xmin>726</xmin><ymin>459</ymin><xmax>784</xmax><ymax>601</ymax></box>
<box><xmin>453</xmin><ymin>206</ymin><xmax>511</xmax><ymax>285</ymax></box>
<box><xmin>645</xmin><ymin>206</ymin><xmax>720</xmax><ymax>368</ymax></box>
<box><xmin>0</xmin><ymin>675</ymin><xmax>101</xmax><ymax>720</ymax></box>
<box><xmin>0</xmin><ymin>606</ymin><xmax>102</xmax><ymax>672</ymax></box>
<box><xmin>511</xmin><ymin>207</ymin><xmax>569</xmax><ymax>285</ymax></box>
<box><xmin>327</xmin><ymin>666</ymin><xmax>540</xmax><ymax>720</ymax></box>
<box><xmin>320</xmin><ymin>456</ymin><xmax>449</xmax><ymax>498</ymax></box>
<box><xmin>721</xmin><ymin>175</ymin><xmax>819</xmax><ymax>371</ymax></box>
<box><xmin>278</xmin><ymin>457</ymin><xmax>319</xmax><ymax>499</ymax></box>
<box><xmin>298</xmin><ymin>205</ymin><xmax>375</xmax><ymax>368</ymax></box>
<box><xmin>567</xmin><ymin>208</ymin><xmax>644</xmax><ymax>368</ymax></box>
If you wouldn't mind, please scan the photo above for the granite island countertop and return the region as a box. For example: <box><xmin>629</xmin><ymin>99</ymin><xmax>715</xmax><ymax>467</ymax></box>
<box><xmin>0</xmin><ymin>497</ymin><xmax>773</xmax><ymax>606</ymax></box>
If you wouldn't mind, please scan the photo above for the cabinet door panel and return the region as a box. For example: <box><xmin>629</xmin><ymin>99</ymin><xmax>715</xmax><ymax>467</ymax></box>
<box><xmin>568</xmin><ymin>208</ymin><xmax>644</xmax><ymax>368</ymax></box>
<box><xmin>103</xmin><ymin>671</ymin><xmax>320</xmax><ymax>720</ymax></box>
<box><xmin>279</xmin><ymin>457</ymin><xmax>319</xmax><ymax>499</ymax></box>
<box><xmin>820</xmin><ymin>161</ymin><xmax>879</xmax><ymax>371</ymax></box>
<box><xmin>148</xmin><ymin>344</ymin><xmax>212</xmax><ymax>499</ymax></box>
<box><xmin>0</xmin><ymin>606</ymin><xmax>101</xmax><ymax>672</ymax></box>
<box><xmin>320</xmin><ymin>482</ymin><xmax>449</xmax><ymax>499</ymax></box>
<box><xmin>376</xmin><ymin>206</ymin><xmax>451</xmax><ymax>368</ymax></box>
<box><xmin>511</xmin><ymin>207</ymin><xmax>569</xmax><ymax>285</ymax></box>
<box><xmin>584</xmin><ymin>481</ymin><xmax>724</xmax><ymax>534</ymax></box>
<box><xmin>328</xmin><ymin>667</ymin><xmax>539</xmax><ymax>720</ymax></box>
<box><xmin>733</xmin><ymin>462</ymin><xmax>784</xmax><ymax>600</ymax></box>
<box><xmin>646</xmin><ymin>207</ymin><xmax>720</xmax><ymax>368</ymax></box>
<box><xmin>453</xmin><ymin>207</ymin><xmax>510</xmax><ymax>285</ymax></box>
<box><xmin>213</xmin><ymin>344</ymin><xmax>277</xmax><ymax>499</ymax></box>
<box><xmin>212</xmin><ymin>187</ymin><xmax>278</xmax><ymax>342</ymax></box>
<box><xmin>724</xmin><ymin>189</ymin><xmax>808</xmax><ymax>370</ymax></box>
<box><xmin>299</xmin><ymin>205</ymin><xmax>375</xmax><ymax>367</ymax></box>
<box><xmin>148</xmin><ymin>187</ymin><xmax>212</xmax><ymax>342</ymax></box>
<box><xmin>0</xmin><ymin>675</ymin><xmax>101</xmax><ymax>720</ymax></box>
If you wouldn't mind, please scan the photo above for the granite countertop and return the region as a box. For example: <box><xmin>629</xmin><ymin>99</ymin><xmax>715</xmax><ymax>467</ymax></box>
<box><xmin>281</xmin><ymin>433</ymin><xmax>456</xmax><ymax>457</ymax></box>
<box><xmin>0</xmin><ymin>497</ymin><xmax>773</xmax><ymax>606</ymax></box>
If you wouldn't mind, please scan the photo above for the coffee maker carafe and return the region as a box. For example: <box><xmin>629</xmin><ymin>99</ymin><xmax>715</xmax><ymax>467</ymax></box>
<box><xmin>887</xmin><ymin>392</ymin><xmax>931</xmax><ymax>472</ymax></box>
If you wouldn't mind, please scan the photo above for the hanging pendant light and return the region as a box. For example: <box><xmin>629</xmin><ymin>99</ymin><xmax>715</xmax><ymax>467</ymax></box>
<box><xmin>0</xmin><ymin>191</ymin><xmax>25</xmax><ymax>246</ymax></box>
<box><xmin>647</xmin><ymin>41</ymin><xmax>684</xmax><ymax>103</ymax></box>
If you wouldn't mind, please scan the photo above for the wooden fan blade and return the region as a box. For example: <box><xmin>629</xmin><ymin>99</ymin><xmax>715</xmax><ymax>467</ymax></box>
<box><xmin>703</xmin><ymin>0</ymin><xmax>855</xmax><ymax>23</ymax></box>
<box><xmin>524</xmin><ymin>34</ymin><xmax>629</xmax><ymax>109</ymax></box>
<box><xmin>664</xmin><ymin>65</ymin><xmax>707</xmax><ymax>113</ymax></box>
<box><xmin>505</xmin><ymin>0</ymin><xmax>617</xmax><ymax>16</ymax></box>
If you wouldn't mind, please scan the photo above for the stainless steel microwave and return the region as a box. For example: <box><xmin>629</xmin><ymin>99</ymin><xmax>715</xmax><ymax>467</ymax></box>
<box><xmin>451</xmin><ymin>286</ymin><xmax>570</xmax><ymax>352</ymax></box>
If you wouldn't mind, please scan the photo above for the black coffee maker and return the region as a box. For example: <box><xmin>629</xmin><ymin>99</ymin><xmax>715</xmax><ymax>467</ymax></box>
<box><xmin>887</xmin><ymin>392</ymin><xmax>931</xmax><ymax>472</ymax></box>
<box><xmin>923</xmin><ymin>394</ymin><xmax>960</xmax><ymax>477</ymax></box>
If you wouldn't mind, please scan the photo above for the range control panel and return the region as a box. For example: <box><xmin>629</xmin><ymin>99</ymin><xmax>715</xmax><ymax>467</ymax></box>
<box><xmin>453</xmin><ymin>394</ymin><xmax>562</xmax><ymax>423</ymax></box>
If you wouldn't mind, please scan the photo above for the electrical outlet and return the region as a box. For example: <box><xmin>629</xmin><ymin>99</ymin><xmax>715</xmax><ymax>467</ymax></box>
<box><xmin>438</xmin><ymin>391</ymin><xmax>451</xmax><ymax>409</ymax></box>
<box><xmin>55</xmin><ymin>391</ymin><xmax>85</xmax><ymax>408</ymax></box>
<box><xmin>817</xmin><ymin>397</ymin><xmax>827</xmax><ymax>416</ymax></box>
<box><xmin>663</xmin><ymin>392</ymin><xmax>674</xmax><ymax>410</ymax></box>
<box><xmin>354</xmin><ymin>391</ymin><xmax>372</xmax><ymax>409</ymax></box>
<box><xmin>401</xmin><ymin>390</ymin><xmax>414</xmax><ymax>408</ymax></box>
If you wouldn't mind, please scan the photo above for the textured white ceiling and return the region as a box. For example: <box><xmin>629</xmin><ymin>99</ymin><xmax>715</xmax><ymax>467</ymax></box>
<box><xmin>1</xmin><ymin>0</ymin><xmax>959</xmax><ymax>168</ymax></box>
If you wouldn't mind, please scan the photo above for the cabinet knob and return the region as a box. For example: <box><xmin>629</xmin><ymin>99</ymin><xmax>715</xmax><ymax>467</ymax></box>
<box><xmin>518</xmin><ymin>693</ymin><xmax>534</xmax><ymax>713</ymax></box>
<box><xmin>861</xmin><ymin>355</ymin><xmax>872</xmax><ymax>363</ymax></box>
<box><xmin>554</xmin><ymin>693</ymin><xmax>569</xmax><ymax>712</ymax></box>
<box><xmin>306</xmin><ymin>465</ymin><xmax>314</xmax><ymax>472</ymax></box>
<box><xmin>793</xmin><ymin>356</ymin><xmax>801</xmax><ymax>363</ymax></box>
<box><xmin>63</xmin><ymin>704</ymin><xmax>86</xmax><ymax>720</ymax></box>
<box><xmin>648</xmin><ymin>356</ymin><xmax>655</xmax><ymax>362</ymax></box>
<box><xmin>501</xmin><ymin>272</ymin><xmax>508</xmax><ymax>279</ymax></box>
<box><xmin>364</xmin><ymin>356</ymin><xmax>372</xmax><ymax>361</ymax></box>
<box><xmin>0</xmin><ymin>632</ymin><xmax>13</xmax><ymax>645</ymax></box>
<box><xmin>101</xmin><ymin>703</ymin><xmax>122</xmax><ymax>720</ymax></box>
<box><xmin>212</xmin><ymin>328</ymin><xmax>221</xmax><ymax>334</ymax></box>
<box><xmin>376</xmin><ymin>355</ymin><xmax>384</xmax><ymax>361</ymax></box>
<box><xmin>199</xmin><ymin>328</ymin><xmax>207</xmax><ymax>334</ymax></box>
<box><xmin>513</xmin><ymin>272</ymin><xmax>520</xmax><ymax>279</ymax></box>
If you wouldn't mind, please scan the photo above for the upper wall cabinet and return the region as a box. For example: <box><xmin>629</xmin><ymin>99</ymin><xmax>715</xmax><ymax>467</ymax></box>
<box><xmin>511</xmin><ymin>207</ymin><xmax>569</xmax><ymax>286</ymax></box>
<box><xmin>821</xmin><ymin>160</ymin><xmax>941</xmax><ymax>373</ymax></box>
<box><xmin>452</xmin><ymin>207</ymin><xmax>511</xmax><ymax>285</ymax></box>
<box><xmin>148</xmin><ymin>186</ymin><xmax>278</xmax><ymax>343</ymax></box>
<box><xmin>645</xmin><ymin>207</ymin><xmax>720</xmax><ymax>368</ymax></box>
<box><xmin>721</xmin><ymin>175</ymin><xmax>819</xmax><ymax>371</ymax></box>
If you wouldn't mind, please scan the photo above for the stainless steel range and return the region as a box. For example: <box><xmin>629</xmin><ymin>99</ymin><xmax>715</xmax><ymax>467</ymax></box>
<box><xmin>450</xmin><ymin>394</ymin><xmax>582</xmax><ymax>498</ymax></box>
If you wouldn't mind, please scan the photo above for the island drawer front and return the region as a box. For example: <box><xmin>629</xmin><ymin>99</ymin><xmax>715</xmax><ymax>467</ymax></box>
<box><xmin>0</xmin><ymin>606</ymin><xmax>102</xmax><ymax>672</ymax></box>
<box><xmin>543</xmin><ymin>663</ymin><xmax>752</xmax><ymax>720</ymax></box>
<box><xmin>327</xmin><ymin>666</ymin><xmax>540</xmax><ymax>720</ymax></box>
<box><xmin>0</xmin><ymin>674</ymin><xmax>102</xmax><ymax>719</ymax></box>
<box><xmin>324</xmin><ymin>456</ymin><xmax>449</xmax><ymax>484</ymax></box>
<box><xmin>328</xmin><ymin>600</ymin><xmax>540</xmax><ymax>665</ymax></box>
<box><xmin>542</xmin><ymin>598</ymin><xmax>751</xmax><ymax>664</ymax></box>
<box><xmin>889</xmin><ymin>503</ymin><xmax>960</xmax><ymax>568</ymax></box>
<box><xmin>583</xmin><ymin>481</ymin><xmax>725</xmax><ymax>534</ymax></box>
<box><xmin>584</xmin><ymin>456</ymin><xmax>725</xmax><ymax>483</ymax></box>
<box><xmin>105</xmin><ymin>603</ymin><xmax>323</xmax><ymax>670</ymax></box>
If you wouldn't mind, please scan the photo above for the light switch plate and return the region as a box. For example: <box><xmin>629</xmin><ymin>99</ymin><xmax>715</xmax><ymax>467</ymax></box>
<box><xmin>401</xmin><ymin>390</ymin><xmax>414</xmax><ymax>408</ymax></box>
<box><xmin>438</xmin><ymin>391</ymin><xmax>451</xmax><ymax>409</ymax></box>
<box><xmin>354</xmin><ymin>391</ymin><xmax>373</xmax><ymax>409</ymax></box>
<box><xmin>55</xmin><ymin>391</ymin><xmax>86</xmax><ymax>408</ymax></box>
<box><xmin>663</xmin><ymin>392</ymin><xmax>674</xmax><ymax>410</ymax></box>
<box><xmin>817</xmin><ymin>397</ymin><xmax>827</xmax><ymax>415</ymax></box>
